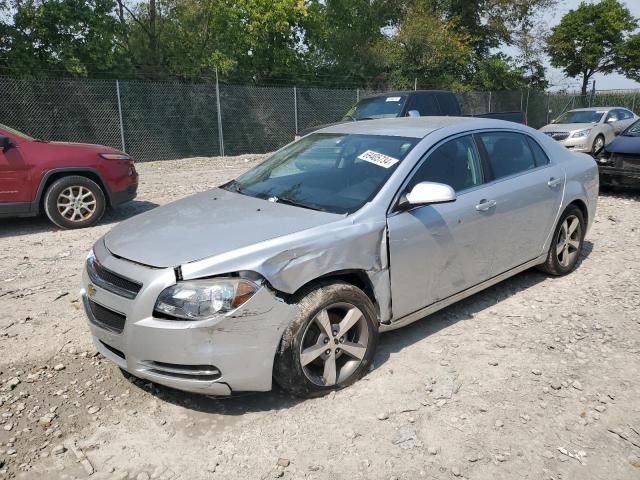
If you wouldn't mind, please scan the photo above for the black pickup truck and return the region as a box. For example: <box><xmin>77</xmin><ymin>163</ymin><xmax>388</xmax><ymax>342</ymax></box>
<box><xmin>297</xmin><ymin>90</ymin><xmax>526</xmax><ymax>137</ymax></box>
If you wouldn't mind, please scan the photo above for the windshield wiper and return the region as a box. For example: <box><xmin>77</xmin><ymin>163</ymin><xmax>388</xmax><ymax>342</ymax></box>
<box><xmin>269</xmin><ymin>196</ymin><xmax>322</xmax><ymax>211</ymax></box>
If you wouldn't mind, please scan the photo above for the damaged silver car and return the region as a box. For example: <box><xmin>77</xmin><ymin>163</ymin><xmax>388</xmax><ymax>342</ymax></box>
<box><xmin>80</xmin><ymin>117</ymin><xmax>598</xmax><ymax>398</ymax></box>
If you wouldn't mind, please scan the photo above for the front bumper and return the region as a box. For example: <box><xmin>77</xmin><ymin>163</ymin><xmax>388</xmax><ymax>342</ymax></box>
<box><xmin>110</xmin><ymin>183</ymin><xmax>138</xmax><ymax>207</ymax></box>
<box><xmin>557</xmin><ymin>137</ymin><xmax>591</xmax><ymax>153</ymax></box>
<box><xmin>80</xmin><ymin>240</ymin><xmax>297</xmax><ymax>395</ymax></box>
<box><xmin>597</xmin><ymin>154</ymin><xmax>640</xmax><ymax>186</ymax></box>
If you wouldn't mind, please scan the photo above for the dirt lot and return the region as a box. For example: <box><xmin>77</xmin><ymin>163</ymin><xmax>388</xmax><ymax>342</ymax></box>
<box><xmin>0</xmin><ymin>155</ymin><xmax>639</xmax><ymax>480</ymax></box>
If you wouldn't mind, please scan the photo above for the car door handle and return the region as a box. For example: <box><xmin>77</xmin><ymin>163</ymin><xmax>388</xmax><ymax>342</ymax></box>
<box><xmin>547</xmin><ymin>177</ymin><xmax>563</xmax><ymax>188</ymax></box>
<box><xmin>475</xmin><ymin>199</ymin><xmax>497</xmax><ymax>211</ymax></box>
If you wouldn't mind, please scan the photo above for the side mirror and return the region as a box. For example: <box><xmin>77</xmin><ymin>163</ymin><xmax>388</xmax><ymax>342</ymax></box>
<box><xmin>398</xmin><ymin>182</ymin><xmax>456</xmax><ymax>209</ymax></box>
<box><xmin>0</xmin><ymin>136</ymin><xmax>16</xmax><ymax>152</ymax></box>
<box><xmin>607</xmin><ymin>117</ymin><xmax>617</xmax><ymax>123</ymax></box>
<box><xmin>407</xmin><ymin>110</ymin><xmax>420</xmax><ymax>118</ymax></box>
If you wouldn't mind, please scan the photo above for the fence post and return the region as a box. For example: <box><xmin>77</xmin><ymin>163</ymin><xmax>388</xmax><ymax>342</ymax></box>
<box><xmin>356</xmin><ymin>88</ymin><xmax>360</xmax><ymax>102</ymax></box>
<box><xmin>115</xmin><ymin>80</ymin><xmax>126</xmax><ymax>152</ymax></box>
<box><xmin>293</xmin><ymin>86</ymin><xmax>298</xmax><ymax>135</ymax></box>
<box><xmin>632</xmin><ymin>93</ymin><xmax>637</xmax><ymax>114</ymax></box>
<box><xmin>488</xmin><ymin>91</ymin><xmax>492</xmax><ymax>112</ymax></box>
<box><xmin>215</xmin><ymin>67</ymin><xmax>225</xmax><ymax>157</ymax></box>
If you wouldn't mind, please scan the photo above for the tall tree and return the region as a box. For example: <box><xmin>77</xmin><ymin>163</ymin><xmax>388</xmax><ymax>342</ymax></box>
<box><xmin>3</xmin><ymin>0</ymin><xmax>128</xmax><ymax>78</ymax></box>
<box><xmin>372</xmin><ymin>1</ymin><xmax>472</xmax><ymax>90</ymax></box>
<box><xmin>546</xmin><ymin>0</ymin><xmax>638</xmax><ymax>95</ymax></box>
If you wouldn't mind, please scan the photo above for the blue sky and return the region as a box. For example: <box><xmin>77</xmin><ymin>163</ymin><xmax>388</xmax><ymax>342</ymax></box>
<box><xmin>539</xmin><ymin>0</ymin><xmax>640</xmax><ymax>91</ymax></box>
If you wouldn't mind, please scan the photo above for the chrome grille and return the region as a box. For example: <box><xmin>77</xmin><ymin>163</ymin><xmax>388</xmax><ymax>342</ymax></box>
<box><xmin>86</xmin><ymin>254</ymin><xmax>142</xmax><ymax>299</ymax></box>
<box><xmin>545</xmin><ymin>131</ymin><xmax>569</xmax><ymax>141</ymax></box>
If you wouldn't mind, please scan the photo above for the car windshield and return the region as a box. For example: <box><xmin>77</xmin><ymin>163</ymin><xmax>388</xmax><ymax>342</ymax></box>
<box><xmin>343</xmin><ymin>95</ymin><xmax>408</xmax><ymax>121</ymax></box>
<box><xmin>554</xmin><ymin>110</ymin><xmax>605</xmax><ymax>124</ymax></box>
<box><xmin>225</xmin><ymin>133</ymin><xmax>418</xmax><ymax>214</ymax></box>
<box><xmin>0</xmin><ymin>123</ymin><xmax>34</xmax><ymax>140</ymax></box>
<box><xmin>622</xmin><ymin>119</ymin><xmax>640</xmax><ymax>136</ymax></box>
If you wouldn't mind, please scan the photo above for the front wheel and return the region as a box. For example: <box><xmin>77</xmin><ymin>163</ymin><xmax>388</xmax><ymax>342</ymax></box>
<box><xmin>591</xmin><ymin>134</ymin><xmax>605</xmax><ymax>156</ymax></box>
<box><xmin>43</xmin><ymin>176</ymin><xmax>106</xmax><ymax>229</ymax></box>
<box><xmin>537</xmin><ymin>205</ymin><xmax>585</xmax><ymax>276</ymax></box>
<box><xmin>274</xmin><ymin>281</ymin><xmax>378</xmax><ymax>398</ymax></box>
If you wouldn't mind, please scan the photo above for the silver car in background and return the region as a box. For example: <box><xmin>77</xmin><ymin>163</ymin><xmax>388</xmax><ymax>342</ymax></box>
<box><xmin>540</xmin><ymin>107</ymin><xmax>638</xmax><ymax>154</ymax></box>
<box><xmin>80</xmin><ymin>117</ymin><xmax>598</xmax><ymax>398</ymax></box>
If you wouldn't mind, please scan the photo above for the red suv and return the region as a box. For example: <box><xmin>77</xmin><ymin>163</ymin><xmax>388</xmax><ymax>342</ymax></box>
<box><xmin>0</xmin><ymin>124</ymin><xmax>138</xmax><ymax>229</ymax></box>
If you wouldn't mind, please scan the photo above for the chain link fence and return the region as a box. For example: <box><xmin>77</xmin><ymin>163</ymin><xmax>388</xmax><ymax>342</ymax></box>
<box><xmin>1</xmin><ymin>76</ymin><xmax>639</xmax><ymax>161</ymax></box>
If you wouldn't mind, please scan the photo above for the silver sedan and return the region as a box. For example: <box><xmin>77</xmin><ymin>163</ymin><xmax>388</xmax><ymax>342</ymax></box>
<box><xmin>80</xmin><ymin>117</ymin><xmax>598</xmax><ymax>398</ymax></box>
<box><xmin>540</xmin><ymin>107</ymin><xmax>638</xmax><ymax>154</ymax></box>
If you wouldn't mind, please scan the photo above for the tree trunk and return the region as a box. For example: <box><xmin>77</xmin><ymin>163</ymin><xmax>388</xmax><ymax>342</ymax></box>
<box><xmin>581</xmin><ymin>74</ymin><xmax>589</xmax><ymax>96</ymax></box>
<box><xmin>149</xmin><ymin>0</ymin><xmax>158</xmax><ymax>66</ymax></box>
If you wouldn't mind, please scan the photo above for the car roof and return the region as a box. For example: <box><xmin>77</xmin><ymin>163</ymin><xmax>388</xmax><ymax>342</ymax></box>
<box><xmin>569</xmin><ymin>107</ymin><xmax>623</xmax><ymax>112</ymax></box>
<box><xmin>316</xmin><ymin>116</ymin><xmax>518</xmax><ymax>139</ymax></box>
<box><xmin>363</xmin><ymin>90</ymin><xmax>452</xmax><ymax>99</ymax></box>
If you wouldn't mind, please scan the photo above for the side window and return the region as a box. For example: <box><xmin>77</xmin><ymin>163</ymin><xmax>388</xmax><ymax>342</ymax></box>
<box><xmin>407</xmin><ymin>135</ymin><xmax>483</xmax><ymax>192</ymax></box>
<box><xmin>526</xmin><ymin>137</ymin><xmax>550</xmax><ymax>167</ymax></box>
<box><xmin>620</xmin><ymin>109</ymin><xmax>634</xmax><ymax>120</ymax></box>
<box><xmin>478</xmin><ymin>132</ymin><xmax>536</xmax><ymax>180</ymax></box>
<box><xmin>606</xmin><ymin>110</ymin><xmax>619</xmax><ymax>122</ymax></box>
<box><xmin>406</xmin><ymin>94</ymin><xmax>439</xmax><ymax>116</ymax></box>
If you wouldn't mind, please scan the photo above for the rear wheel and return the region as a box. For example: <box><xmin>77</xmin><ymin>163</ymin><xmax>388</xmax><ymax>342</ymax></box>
<box><xmin>274</xmin><ymin>281</ymin><xmax>378</xmax><ymax>398</ymax></box>
<box><xmin>537</xmin><ymin>205</ymin><xmax>585</xmax><ymax>276</ymax></box>
<box><xmin>43</xmin><ymin>176</ymin><xmax>106</xmax><ymax>229</ymax></box>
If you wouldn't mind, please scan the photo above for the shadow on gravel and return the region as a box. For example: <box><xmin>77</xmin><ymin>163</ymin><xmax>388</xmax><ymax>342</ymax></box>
<box><xmin>124</xmin><ymin>241</ymin><xmax>594</xmax><ymax>415</ymax></box>
<box><xmin>0</xmin><ymin>200</ymin><xmax>158</xmax><ymax>239</ymax></box>
<box><xmin>599</xmin><ymin>186</ymin><xmax>640</xmax><ymax>200</ymax></box>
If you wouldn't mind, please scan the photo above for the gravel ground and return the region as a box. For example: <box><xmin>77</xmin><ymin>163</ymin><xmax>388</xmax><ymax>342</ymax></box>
<box><xmin>0</xmin><ymin>155</ymin><xmax>639</xmax><ymax>480</ymax></box>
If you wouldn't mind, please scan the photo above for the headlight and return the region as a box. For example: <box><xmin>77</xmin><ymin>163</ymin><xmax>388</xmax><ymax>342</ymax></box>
<box><xmin>99</xmin><ymin>153</ymin><xmax>131</xmax><ymax>160</ymax></box>
<box><xmin>571</xmin><ymin>129</ymin><xmax>591</xmax><ymax>138</ymax></box>
<box><xmin>154</xmin><ymin>277</ymin><xmax>260</xmax><ymax>321</ymax></box>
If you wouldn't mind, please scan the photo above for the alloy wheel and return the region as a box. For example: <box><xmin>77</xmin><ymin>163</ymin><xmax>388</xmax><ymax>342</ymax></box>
<box><xmin>593</xmin><ymin>136</ymin><xmax>604</xmax><ymax>153</ymax></box>
<box><xmin>556</xmin><ymin>215</ymin><xmax>582</xmax><ymax>267</ymax></box>
<box><xmin>299</xmin><ymin>303</ymin><xmax>369</xmax><ymax>387</ymax></box>
<box><xmin>57</xmin><ymin>186</ymin><xmax>97</xmax><ymax>222</ymax></box>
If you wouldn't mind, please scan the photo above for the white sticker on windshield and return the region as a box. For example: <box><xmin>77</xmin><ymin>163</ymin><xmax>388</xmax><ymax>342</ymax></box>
<box><xmin>386</xmin><ymin>96</ymin><xmax>402</xmax><ymax>102</ymax></box>
<box><xmin>357</xmin><ymin>150</ymin><xmax>399</xmax><ymax>169</ymax></box>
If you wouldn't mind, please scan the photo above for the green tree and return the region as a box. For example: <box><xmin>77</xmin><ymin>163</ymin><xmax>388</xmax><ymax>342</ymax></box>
<box><xmin>616</xmin><ymin>32</ymin><xmax>640</xmax><ymax>83</ymax></box>
<box><xmin>4</xmin><ymin>0</ymin><xmax>128</xmax><ymax>78</ymax></box>
<box><xmin>372</xmin><ymin>2</ymin><xmax>472</xmax><ymax>90</ymax></box>
<box><xmin>546</xmin><ymin>0</ymin><xmax>638</xmax><ymax>95</ymax></box>
<box><xmin>302</xmin><ymin>0</ymin><xmax>398</xmax><ymax>86</ymax></box>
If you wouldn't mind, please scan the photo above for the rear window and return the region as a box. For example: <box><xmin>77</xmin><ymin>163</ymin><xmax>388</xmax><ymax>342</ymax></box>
<box><xmin>478</xmin><ymin>132</ymin><xmax>537</xmax><ymax>180</ymax></box>
<box><xmin>345</xmin><ymin>96</ymin><xmax>408</xmax><ymax>120</ymax></box>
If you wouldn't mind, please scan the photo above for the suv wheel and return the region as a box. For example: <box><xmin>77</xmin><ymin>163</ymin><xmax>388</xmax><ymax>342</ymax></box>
<box><xmin>43</xmin><ymin>176</ymin><xmax>106</xmax><ymax>229</ymax></box>
<box><xmin>274</xmin><ymin>281</ymin><xmax>378</xmax><ymax>398</ymax></box>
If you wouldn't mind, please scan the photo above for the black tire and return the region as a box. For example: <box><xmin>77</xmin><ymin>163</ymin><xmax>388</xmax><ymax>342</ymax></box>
<box><xmin>274</xmin><ymin>281</ymin><xmax>378</xmax><ymax>398</ymax></box>
<box><xmin>591</xmin><ymin>134</ymin><xmax>605</xmax><ymax>156</ymax></box>
<box><xmin>537</xmin><ymin>205</ymin><xmax>585</xmax><ymax>276</ymax></box>
<box><xmin>43</xmin><ymin>176</ymin><xmax>106</xmax><ymax>229</ymax></box>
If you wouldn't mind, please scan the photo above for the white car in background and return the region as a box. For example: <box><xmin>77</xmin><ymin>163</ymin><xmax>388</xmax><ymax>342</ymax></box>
<box><xmin>540</xmin><ymin>107</ymin><xmax>638</xmax><ymax>155</ymax></box>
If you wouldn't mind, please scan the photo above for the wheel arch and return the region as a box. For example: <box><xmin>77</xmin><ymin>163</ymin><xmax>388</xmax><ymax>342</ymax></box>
<box><xmin>35</xmin><ymin>168</ymin><xmax>112</xmax><ymax>214</ymax></box>
<box><xmin>285</xmin><ymin>269</ymin><xmax>381</xmax><ymax>322</ymax></box>
<box><xmin>567</xmin><ymin>198</ymin><xmax>588</xmax><ymax>225</ymax></box>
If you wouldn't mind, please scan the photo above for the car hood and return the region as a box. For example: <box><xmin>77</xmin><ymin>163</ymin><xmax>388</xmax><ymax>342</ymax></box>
<box><xmin>605</xmin><ymin>134</ymin><xmax>640</xmax><ymax>155</ymax></box>
<box><xmin>104</xmin><ymin>188</ymin><xmax>342</xmax><ymax>268</ymax></box>
<box><xmin>540</xmin><ymin>123</ymin><xmax>596</xmax><ymax>133</ymax></box>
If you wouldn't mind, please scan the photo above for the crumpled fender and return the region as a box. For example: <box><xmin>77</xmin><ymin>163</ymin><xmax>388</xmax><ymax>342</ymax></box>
<box><xmin>179</xmin><ymin>217</ymin><xmax>393</xmax><ymax>323</ymax></box>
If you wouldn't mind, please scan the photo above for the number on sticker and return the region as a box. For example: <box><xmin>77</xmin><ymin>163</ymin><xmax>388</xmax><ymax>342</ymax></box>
<box><xmin>357</xmin><ymin>150</ymin><xmax>400</xmax><ymax>169</ymax></box>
